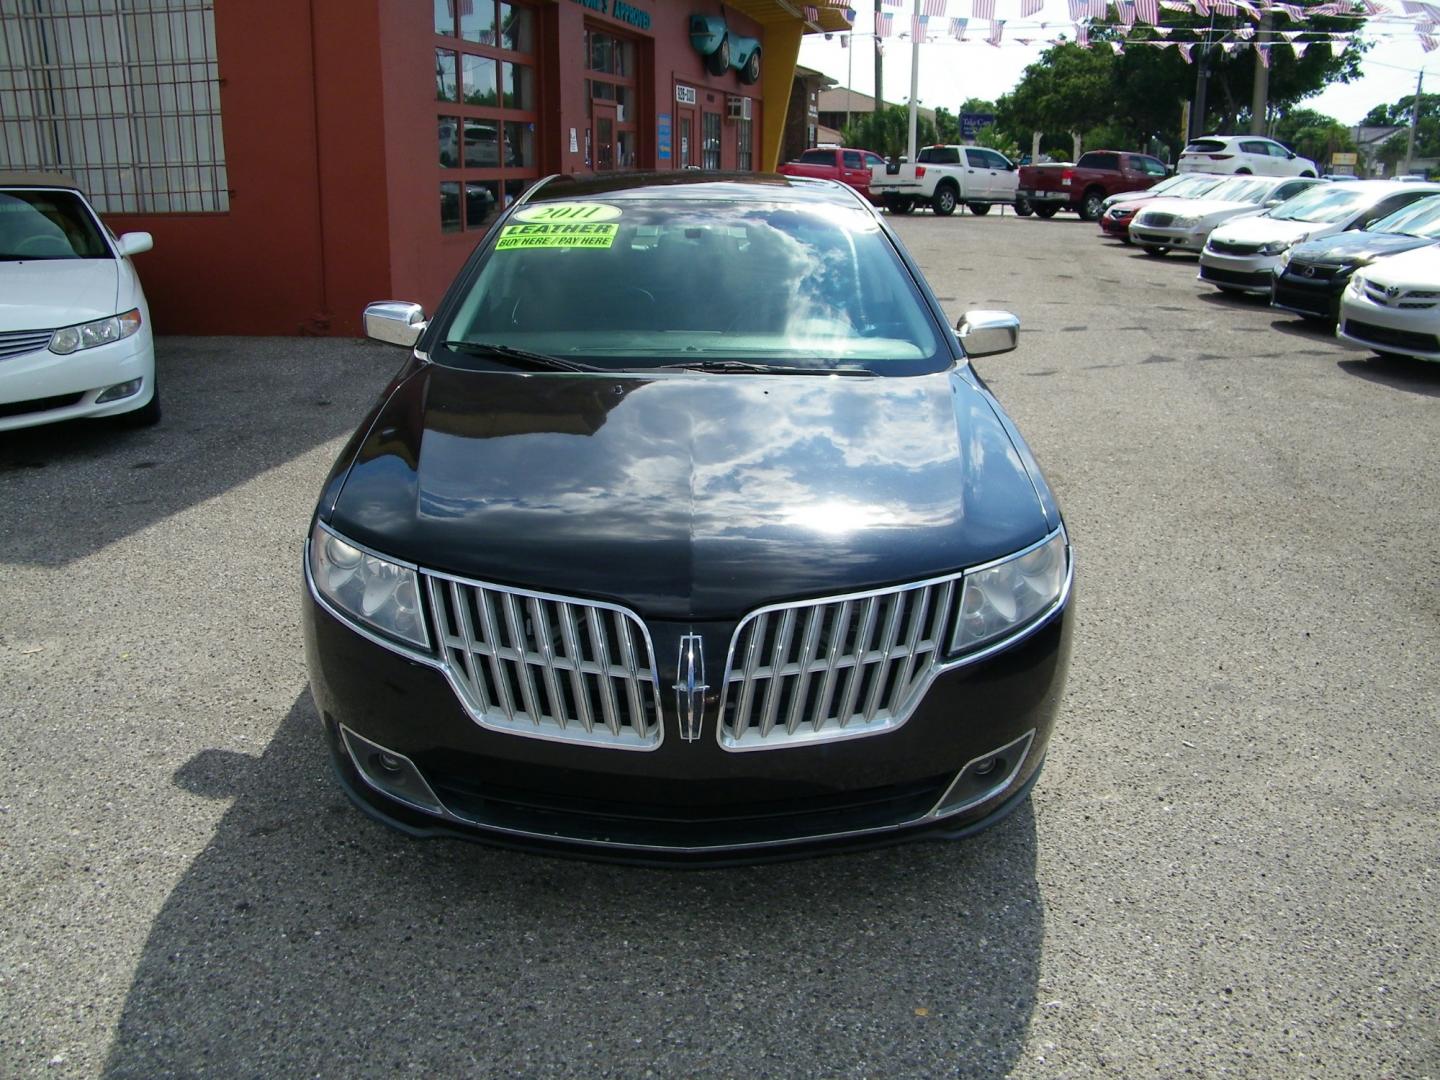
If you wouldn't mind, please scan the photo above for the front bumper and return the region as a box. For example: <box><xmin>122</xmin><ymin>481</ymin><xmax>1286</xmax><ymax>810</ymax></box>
<box><xmin>303</xmin><ymin>572</ymin><xmax>1074</xmax><ymax>862</ymax></box>
<box><xmin>1098</xmin><ymin>212</ymin><xmax>1134</xmax><ymax>238</ymax></box>
<box><xmin>1130</xmin><ymin>223</ymin><xmax>1209</xmax><ymax>252</ymax></box>
<box><xmin>1197</xmin><ymin>248</ymin><xmax>1278</xmax><ymax>293</ymax></box>
<box><xmin>1338</xmin><ymin>294</ymin><xmax>1440</xmax><ymax>362</ymax></box>
<box><xmin>0</xmin><ymin>325</ymin><xmax>156</xmax><ymax>432</ymax></box>
<box><xmin>1272</xmin><ymin>265</ymin><xmax>1349</xmax><ymax>320</ymax></box>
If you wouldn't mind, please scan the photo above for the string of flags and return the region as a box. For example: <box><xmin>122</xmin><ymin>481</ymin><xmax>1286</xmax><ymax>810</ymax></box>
<box><xmin>815</xmin><ymin>0</ymin><xmax>1440</xmax><ymax>53</ymax></box>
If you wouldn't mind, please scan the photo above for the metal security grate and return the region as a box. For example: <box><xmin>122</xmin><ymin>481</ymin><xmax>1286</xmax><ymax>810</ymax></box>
<box><xmin>0</xmin><ymin>0</ymin><xmax>228</xmax><ymax>214</ymax></box>
<box><xmin>0</xmin><ymin>328</ymin><xmax>54</xmax><ymax>362</ymax></box>
<box><xmin>426</xmin><ymin>573</ymin><xmax>663</xmax><ymax>749</ymax></box>
<box><xmin>719</xmin><ymin>576</ymin><xmax>961</xmax><ymax>751</ymax></box>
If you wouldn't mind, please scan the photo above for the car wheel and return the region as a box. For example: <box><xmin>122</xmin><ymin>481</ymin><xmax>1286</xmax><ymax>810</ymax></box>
<box><xmin>1300</xmin><ymin>170</ymin><xmax>1316</xmax><ymax>178</ymax></box>
<box><xmin>1236</xmin><ymin>168</ymin><xmax>1252</xmax><ymax>175</ymax></box>
<box><xmin>1033</xmin><ymin>204</ymin><xmax>1059</xmax><ymax>219</ymax></box>
<box><xmin>1014</xmin><ymin>197</ymin><xmax>1033</xmax><ymax>217</ymax></box>
<box><xmin>118</xmin><ymin>382</ymin><xmax>161</xmax><ymax>427</ymax></box>
<box><xmin>889</xmin><ymin>198</ymin><xmax>916</xmax><ymax>214</ymax></box>
<box><xmin>705</xmin><ymin>36</ymin><xmax>730</xmax><ymax>77</ymax></box>
<box><xmin>965</xmin><ymin>202</ymin><xmax>991</xmax><ymax>216</ymax></box>
<box><xmin>739</xmin><ymin>48</ymin><xmax>761</xmax><ymax>85</ymax></box>
<box><xmin>1079</xmin><ymin>189</ymin><xmax>1105</xmax><ymax>221</ymax></box>
<box><xmin>933</xmin><ymin>184</ymin><xmax>958</xmax><ymax>216</ymax></box>
<box><xmin>1142</xmin><ymin>245</ymin><xmax>1170</xmax><ymax>256</ymax></box>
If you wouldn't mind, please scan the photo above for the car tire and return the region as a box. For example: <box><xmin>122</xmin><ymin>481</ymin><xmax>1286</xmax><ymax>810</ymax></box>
<box><xmin>889</xmin><ymin>198</ymin><xmax>916</xmax><ymax>214</ymax></box>
<box><xmin>1033</xmin><ymin>204</ymin><xmax>1059</xmax><ymax>219</ymax></box>
<box><xmin>705</xmin><ymin>36</ymin><xmax>730</xmax><ymax>77</ymax></box>
<box><xmin>1014</xmin><ymin>197</ymin><xmax>1033</xmax><ymax>217</ymax></box>
<box><xmin>118</xmin><ymin>382</ymin><xmax>161</xmax><ymax>427</ymax></box>
<box><xmin>1079</xmin><ymin>189</ymin><xmax>1105</xmax><ymax>221</ymax></box>
<box><xmin>739</xmin><ymin>48</ymin><xmax>761</xmax><ymax>85</ymax></box>
<box><xmin>965</xmin><ymin>202</ymin><xmax>991</xmax><ymax>216</ymax></box>
<box><xmin>1236</xmin><ymin>168</ymin><xmax>1252</xmax><ymax>175</ymax></box>
<box><xmin>1300</xmin><ymin>170</ymin><xmax>1316</xmax><ymax>178</ymax></box>
<box><xmin>1142</xmin><ymin>245</ymin><xmax>1170</xmax><ymax>256</ymax></box>
<box><xmin>932</xmin><ymin>184</ymin><xmax>958</xmax><ymax>216</ymax></box>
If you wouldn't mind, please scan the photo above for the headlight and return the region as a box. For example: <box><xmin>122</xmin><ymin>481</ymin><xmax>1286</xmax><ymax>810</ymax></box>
<box><xmin>1259</xmin><ymin>240</ymin><xmax>1292</xmax><ymax>257</ymax></box>
<box><xmin>309</xmin><ymin>522</ymin><xmax>429</xmax><ymax>648</ymax></box>
<box><xmin>1349</xmin><ymin>274</ymin><xmax>1367</xmax><ymax>295</ymax></box>
<box><xmin>1275</xmin><ymin>246</ymin><xmax>1293</xmax><ymax>271</ymax></box>
<box><xmin>48</xmin><ymin>309</ymin><xmax>142</xmax><ymax>354</ymax></box>
<box><xmin>1172</xmin><ymin>216</ymin><xmax>1199</xmax><ymax>229</ymax></box>
<box><xmin>950</xmin><ymin>531</ymin><xmax>1069</xmax><ymax>656</ymax></box>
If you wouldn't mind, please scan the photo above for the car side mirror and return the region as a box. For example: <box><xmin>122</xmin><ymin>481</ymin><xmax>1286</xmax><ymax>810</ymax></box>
<box><xmin>1264</xmin><ymin>197</ymin><xmax>1284</xmax><ymax>208</ymax></box>
<box><xmin>957</xmin><ymin>310</ymin><xmax>1020</xmax><ymax>358</ymax></box>
<box><xmin>364</xmin><ymin>301</ymin><xmax>427</xmax><ymax>347</ymax></box>
<box><xmin>115</xmin><ymin>232</ymin><xmax>153</xmax><ymax>256</ymax></box>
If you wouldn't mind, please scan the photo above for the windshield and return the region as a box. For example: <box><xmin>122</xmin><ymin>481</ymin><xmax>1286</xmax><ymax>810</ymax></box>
<box><xmin>1204</xmin><ymin>177</ymin><xmax>1275</xmax><ymax>205</ymax></box>
<box><xmin>1267</xmin><ymin>185</ymin><xmax>1371</xmax><ymax>223</ymax></box>
<box><xmin>0</xmin><ymin>189</ymin><xmax>109</xmax><ymax>261</ymax></box>
<box><xmin>1370</xmin><ymin>194</ymin><xmax>1440</xmax><ymax>237</ymax></box>
<box><xmin>438</xmin><ymin>197</ymin><xmax>944</xmax><ymax>374</ymax></box>
<box><xmin>1164</xmin><ymin>175</ymin><xmax>1224</xmax><ymax>199</ymax></box>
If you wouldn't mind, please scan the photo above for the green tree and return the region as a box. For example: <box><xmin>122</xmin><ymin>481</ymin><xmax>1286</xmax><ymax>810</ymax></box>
<box><xmin>959</xmin><ymin>97</ymin><xmax>998</xmax><ymax>116</ymax></box>
<box><xmin>934</xmin><ymin>106</ymin><xmax>960</xmax><ymax>143</ymax></box>
<box><xmin>842</xmin><ymin>104</ymin><xmax>938</xmax><ymax>159</ymax></box>
<box><xmin>973</xmin><ymin>125</ymin><xmax>1020</xmax><ymax>160</ymax></box>
<box><xmin>1363</xmin><ymin>94</ymin><xmax>1440</xmax><ymax>127</ymax></box>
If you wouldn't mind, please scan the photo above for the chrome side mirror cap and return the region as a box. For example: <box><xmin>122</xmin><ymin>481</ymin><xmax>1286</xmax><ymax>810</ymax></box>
<box><xmin>115</xmin><ymin>232</ymin><xmax>153</xmax><ymax>257</ymax></box>
<box><xmin>364</xmin><ymin>301</ymin><xmax>427</xmax><ymax>347</ymax></box>
<box><xmin>956</xmin><ymin>309</ymin><xmax>1020</xmax><ymax>358</ymax></box>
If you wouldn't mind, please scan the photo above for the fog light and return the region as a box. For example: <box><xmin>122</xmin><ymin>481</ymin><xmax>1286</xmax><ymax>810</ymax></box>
<box><xmin>339</xmin><ymin>726</ymin><xmax>445</xmax><ymax>815</ymax></box>
<box><xmin>375</xmin><ymin>752</ymin><xmax>403</xmax><ymax>774</ymax></box>
<box><xmin>96</xmin><ymin>378</ymin><xmax>142</xmax><ymax>403</ymax></box>
<box><xmin>971</xmin><ymin>756</ymin><xmax>1000</xmax><ymax>777</ymax></box>
<box><xmin>932</xmin><ymin>731</ymin><xmax>1036</xmax><ymax>817</ymax></box>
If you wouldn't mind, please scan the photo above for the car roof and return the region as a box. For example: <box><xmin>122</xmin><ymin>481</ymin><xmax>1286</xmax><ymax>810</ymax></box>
<box><xmin>525</xmin><ymin>171</ymin><xmax>869</xmax><ymax>209</ymax></box>
<box><xmin>0</xmin><ymin>171</ymin><xmax>83</xmax><ymax>191</ymax></box>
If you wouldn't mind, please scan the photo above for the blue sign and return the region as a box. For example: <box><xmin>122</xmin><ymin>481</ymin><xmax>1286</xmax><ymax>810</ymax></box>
<box><xmin>960</xmin><ymin>112</ymin><xmax>997</xmax><ymax>139</ymax></box>
<box><xmin>657</xmin><ymin>113</ymin><xmax>672</xmax><ymax>160</ymax></box>
<box><xmin>569</xmin><ymin>0</ymin><xmax>650</xmax><ymax>30</ymax></box>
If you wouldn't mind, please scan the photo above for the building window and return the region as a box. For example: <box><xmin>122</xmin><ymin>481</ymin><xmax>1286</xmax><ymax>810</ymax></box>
<box><xmin>702</xmin><ymin>113</ymin><xmax>721</xmax><ymax>170</ymax></box>
<box><xmin>736</xmin><ymin>115</ymin><xmax>752</xmax><ymax>171</ymax></box>
<box><xmin>435</xmin><ymin>0</ymin><xmax>538</xmax><ymax>232</ymax></box>
<box><xmin>0</xmin><ymin>0</ymin><xmax>229</xmax><ymax>214</ymax></box>
<box><xmin>584</xmin><ymin>26</ymin><xmax>639</xmax><ymax>171</ymax></box>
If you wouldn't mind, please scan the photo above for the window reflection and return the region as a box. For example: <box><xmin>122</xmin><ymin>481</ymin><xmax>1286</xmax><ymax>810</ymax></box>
<box><xmin>435</xmin><ymin>50</ymin><xmax>458</xmax><ymax>102</ymax></box>
<box><xmin>504</xmin><ymin>121</ymin><xmax>533</xmax><ymax>168</ymax></box>
<box><xmin>440</xmin><ymin>182</ymin><xmax>461</xmax><ymax>232</ymax></box>
<box><xmin>467</xmin><ymin>181</ymin><xmax>500</xmax><ymax>229</ymax></box>
<box><xmin>464</xmin><ymin>120</ymin><xmax>499</xmax><ymax>167</ymax></box>
<box><xmin>460</xmin><ymin>0</ymin><xmax>497</xmax><ymax>44</ymax></box>
<box><xmin>500</xmin><ymin>3</ymin><xmax>533</xmax><ymax>52</ymax></box>
<box><xmin>463</xmin><ymin>54</ymin><xmax>497</xmax><ymax>105</ymax></box>
<box><xmin>439</xmin><ymin>116</ymin><xmax>459</xmax><ymax>167</ymax></box>
<box><xmin>434</xmin><ymin>0</ymin><xmax>454</xmax><ymax>36</ymax></box>
<box><xmin>503</xmin><ymin>63</ymin><xmax>532</xmax><ymax>110</ymax></box>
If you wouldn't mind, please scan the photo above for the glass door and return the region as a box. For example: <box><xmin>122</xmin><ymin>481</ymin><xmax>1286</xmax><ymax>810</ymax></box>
<box><xmin>592</xmin><ymin>101</ymin><xmax>617</xmax><ymax>171</ymax></box>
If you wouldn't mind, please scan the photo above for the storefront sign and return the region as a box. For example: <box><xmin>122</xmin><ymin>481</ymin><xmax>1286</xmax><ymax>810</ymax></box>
<box><xmin>657</xmin><ymin>113</ymin><xmax>671</xmax><ymax>160</ymax></box>
<box><xmin>569</xmin><ymin>0</ymin><xmax>651</xmax><ymax>31</ymax></box>
<box><xmin>676</xmin><ymin>85</ymin><xmax>697</xmax><ymax>105</ymax></box>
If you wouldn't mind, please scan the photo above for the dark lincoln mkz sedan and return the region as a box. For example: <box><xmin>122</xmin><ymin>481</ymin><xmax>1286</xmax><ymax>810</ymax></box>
<box><xmin>302</xmin><ymin>172</ymin><xmax>1073</xmax><ymax>862</ymax></box>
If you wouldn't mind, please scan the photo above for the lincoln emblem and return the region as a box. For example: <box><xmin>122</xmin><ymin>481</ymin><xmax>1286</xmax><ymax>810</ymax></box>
<box><xmin>672</xmin><ymin>633</ymin><xmax>708</xmax><ymax>742</ymax></box>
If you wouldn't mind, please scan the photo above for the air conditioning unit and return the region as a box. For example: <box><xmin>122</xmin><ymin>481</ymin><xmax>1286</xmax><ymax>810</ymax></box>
<box><xmin>727</xmin><ymin>95</ymin><xmax>751</xmax><ymax>121</ymax></box>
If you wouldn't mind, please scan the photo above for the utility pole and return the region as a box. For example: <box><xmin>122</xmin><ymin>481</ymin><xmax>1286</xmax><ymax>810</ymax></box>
<box><xmin>845</xmin><ymin>31</ymin><xmax>854</xmax><ymax>134</ymax></box>
<box><xmin>1249</xmin><ymin>12</ymin><xmax>1272</xmax><ymax>134</ymax></box>
<box><xmin>1405</xmin><ymin>69</ymin><xmax>1423</xmax><ymax>175</ymax></box>
<box><xmin>907</xmin><ymin>0</ymin><xmax>921</xmax><ymax>161</ymax></box>
<box><xmin>1191</xmin><ymin>14</ymin><xmax>1216</xmax><ymax>141</ymax></box>
<box><xmin>874</xmin><ymin>0</ymin><xmax>885</xmax><ymax>112</ymax></box>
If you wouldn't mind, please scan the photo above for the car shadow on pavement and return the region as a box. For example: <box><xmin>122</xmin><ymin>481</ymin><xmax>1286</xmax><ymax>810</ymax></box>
<box><xmin>102</xmin><ymin>693</ymin><xmax>1044</xmax><ymax>1079</ymax></box>
<box><xmin>1337</xmin><ymin>355</ymin><xmax>1440</xmax><ymax>398</ymax></box>
<box><xmin>0</xmin><ymin>337</ymin><xmax>400</xmax><ymax>568</ymax></box>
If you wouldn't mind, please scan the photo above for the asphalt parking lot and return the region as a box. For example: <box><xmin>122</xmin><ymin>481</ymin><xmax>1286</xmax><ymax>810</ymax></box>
<box><xmin>2</xmin><ymin>210</ymin><xmax>1437</xmax><ymax>1079</ymax></box>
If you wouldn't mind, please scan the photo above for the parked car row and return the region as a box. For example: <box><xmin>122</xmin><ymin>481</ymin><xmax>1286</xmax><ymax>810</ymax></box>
<box><xmin>1095</xmin><ymin>174</ymin><xmax>1440</xmax><ymax>364</ymax></box>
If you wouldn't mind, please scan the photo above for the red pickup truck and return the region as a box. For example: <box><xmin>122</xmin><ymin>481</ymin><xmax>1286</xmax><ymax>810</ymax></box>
<box><xmin>777</xmin><ymin>146</ymin><xmax>888</xmax><ymax>204</ymax></box>
<box><xmin>1016</xmin><ymin>151</ymin><xmax>1170</xmax><ymax>221</ymax></box>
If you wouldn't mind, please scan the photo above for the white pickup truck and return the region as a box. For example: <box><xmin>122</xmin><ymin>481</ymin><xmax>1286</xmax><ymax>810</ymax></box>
<box><xmin>867</xmin><ymin>145</ymin><xmax>1020</xmax><ymax>216</ymax></box>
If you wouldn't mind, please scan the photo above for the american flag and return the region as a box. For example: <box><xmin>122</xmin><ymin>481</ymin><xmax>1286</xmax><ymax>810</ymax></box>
<box><xmin>987</xmin><ymin>17</ymin><xmax>1005</xmax><ymax>44</ymax></box>
<box><xmin>1134</xmin><ymin>0</ymin><xmax>1158</xmax><ymax>21</ymax></box>
<box><xmin>1191</xmin><ymin>0</ymin><xmax>1209</xmax><ymax>13</ymax></box>
<box><xmin>1233</xmin><ymin>26</ymin><xmax>1254</xmax><ymax>38</ymax></box>
<box><xmin>951</xmin><ymin>15</ymin><xmax>969</xmax><ymax>37</ymax></box>
<box><xmin>1110</xmin><ymin>40</ymin><xmax>1124</xmax><ymax>53</ymax></box>
<box><xmin>1076</xmin><ymin>22</ymin><xmax>1089</xmax><ymax>44</ymax></box>
<box><xmin>1276</xmin><ymin>2</ymin><xmax>1304</xmax><ymax>18</ymax></box>
<box><xmin>1117</xmin><ymin>0</ymin><xmax>1135</xmax><ymax>25</ymax></box>
<box><xmin>972</xmin><ymin>0</ymin><xmax>995</xmax><ymax>21</ymax></box>
<box><xmin>1256</xmin><ymin>43</ymin><xmax>1270</xmax><ymax>66</ymax></box>
<box><xmin>912</xmin><ymin>14</ymin><xmax>930</xmax><ymax>37</ymax></box>
<box><xmin>875</xmin><ymin>11</ymin><xmax>895</xmax><ymax>35</ymax></box>
<box><xmin>1424</xmin><ymin>32</ymin><xmax>1439</xmax><ymax>50</ymax></box>
<box><xmin>1177</xmin><ymin>41</ymin><xmax>1193</xmax><ymax>61</ymax></box>
<box><xmin>923</xmin><ymin>0</ymin><xmax>947</xmax><ymax>15</ymax></box>
<box><xmin>883</xmin><ymin>0</ymin><xmax>903</xmax><ymax>8</ymax></box>
<box><xmin>1210</xmin><ymin>0</ymin><xmax>1236</xmax><ymax>14</ymax></box>
<box><xmin>1067</xmin><ymin>0</ymin><xmax>1087</xmax><ymax>17</ymax></box>
<box><xmin>1363</xmin><ymin>0</ymin><xmax>1390</xmax><ymax>11</ymax></box>
<box><xmin>1088</xmin><ymin>0</ymin><xmax>1106</xmax><ymax>19</ymax></box>
<box><xmin>1021</xmin><ymin>0</ymin><xmax>1043</xmax><ymax>15</ymax></box>
<box><xmin>1158</xmin><ymin>0</ymin><xmax>1187</xmax><ymax>8</ymax></box>
<box><xmin>804</xmin><ymin>5</ymin><xmax>819</xmax><ymax>20</ymax></box>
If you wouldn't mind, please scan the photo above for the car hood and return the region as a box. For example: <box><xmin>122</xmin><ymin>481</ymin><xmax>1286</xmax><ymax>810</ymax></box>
<box><xmin>1142</xmin><ymin>196</ymin><xmax>1259</xmax><ymax>218</ymax></box>
<box><xmin>0</xmin><ymin>259</ymin><xmax>119</xmax><ymax>331</ymax></box>
<box><xmin>327</xmin><ymin>364</ymin><xmax>1052</xmax><ymax>620</ymax></box>
<box><xmin>1290</xmin><ymin>231</ymin><xmax>1437</xmax><ymax>263</ymax></box>
<box><xmin>1209</xmin><ymin>216</ymin><xmax>1319</xmax><ymax>245</ymax></box>
<box><xmin>1355</xmin><ymin>242</ymin><xmax>1440</xmax><ymax>287</ymax></box>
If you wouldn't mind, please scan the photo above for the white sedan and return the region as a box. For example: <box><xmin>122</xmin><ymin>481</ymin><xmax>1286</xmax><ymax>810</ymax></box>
<box><xmin>0</xmin><ymin>173</ymin><xmax>157</xmax><ymax>431</ymax></box>
<box><xmin>1129</xmin><ymin>175</ymin><xmax>1325</xmax><ymax>256</ymax></box>
<box><xmin>1338</xmin><ymin>244</ymin><xmax>1440</xmax><ymax>363</ymax></box>
<box><xmin>1197</xmin><ymin>180</ymin><xmax>1440</xmax><ymax>294</ymax></box>
<box><xmin>1178</xmin><ymin>135</ymin><xmax>1319</xmax><ymax>178</ymax></box>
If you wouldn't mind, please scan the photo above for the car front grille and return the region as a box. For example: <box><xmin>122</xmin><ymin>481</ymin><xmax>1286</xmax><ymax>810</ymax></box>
<box><xmin>1140</xmin><ymin>213</ymin><xmax>1176</xmax><ymax>227</ymax></box>
<box><xmin>718</xmin><ymin>575</ymin><xmax>962</xmax><ymax>750</ymax></box>
<box><xmin>1363</xmin><ymin>282</ymin><xmax>1440</xmax><ymax>310</ymax></box>
<box><xmin>1200</xmin><ymin>264</ymin><xmax>1269</xmax><ymax>287</ymax></box>
<box><xmin>0</xmin><ymin>328</ymin><xmax>54</xmax><ymax>363</ymax></box>
<box><xmin>0</xmin><ymin>392</ymin><xmax>84</xmax><ymax>419</ymax></box>
<box><xmin>1272</xmin><ymin>279</ymin><xmax>1334</xmax><ymax>317</ymax></box>
<box><xmin>425</xmin><ymin>573</ymin><xmax>663</xmax><ymax>749</ymax></box>
<box><xmin>1342</xmin><ymin>318</ymin><xmax>1440</xmax><ymax>354</ymax></box>
<box><xmin>1207</xmin><ymin>239</ymin><xmax>1262</xmax><ymax>256</ymax></box>
<box><xmin>1285</xmin><ymin>261</ymin><xmax>1346</xmax><ymax>281</ymax></box>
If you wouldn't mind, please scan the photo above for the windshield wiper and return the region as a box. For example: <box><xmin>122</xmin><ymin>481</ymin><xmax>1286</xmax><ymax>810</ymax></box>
<box><xmin>442</xmin><ymin>341</ymin><xmax>603</xmax><ymax>372</ymax></box>
<box><xmin>660</xmin><ymin>360</ymin><xmax>875</xmax><ymax>376</ymax></box>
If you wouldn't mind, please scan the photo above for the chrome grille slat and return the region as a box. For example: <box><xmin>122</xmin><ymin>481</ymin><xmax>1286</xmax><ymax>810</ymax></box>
<box><xmin>425</xmin><ymin>572</ymin><xmax>661</xmax><ymax>749</ymax></box>
<box><xmin>0</xmin><ymin>329</ymin><xmax>54</xmax><ymax>364</ymax></box>
<box><xmin>720</xmin><ymin>575</ymin><xmax>964</xmax><ymax>750</ymax></box>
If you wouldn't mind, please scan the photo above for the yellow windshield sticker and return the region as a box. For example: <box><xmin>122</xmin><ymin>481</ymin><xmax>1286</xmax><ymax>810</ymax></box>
<box><xmin>495</xmin><ymin>222</ymin><xmax>618</xmax><ymax>250</ymax></box>
<box><xmin>512</xmin><ymin>202</ymin><xmax>622</xmax><ymax>223</ymax></box>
